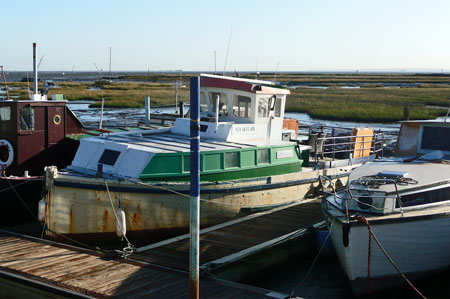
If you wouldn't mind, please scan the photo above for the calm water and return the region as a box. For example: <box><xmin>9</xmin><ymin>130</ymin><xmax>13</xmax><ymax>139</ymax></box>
<box><xmin>68</xmin><ymin>102</ymin><xmax>401</xmax><ymax>136</ymax></box>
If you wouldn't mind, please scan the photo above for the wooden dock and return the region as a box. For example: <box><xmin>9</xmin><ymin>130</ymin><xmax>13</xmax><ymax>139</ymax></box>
<box><xmin>133</xmin><ymin>199</ymin><xmax>323</xmax><ymax>274</ymax></box>
<box><xmin>0</xmin><ymin>231</ymin><xmax>285</xmax><ymax>298</ymax></box>
<box><xmin>0</xmin><ymin>199</ymin><xmax>323</xmax><ymax>298</ymax></box>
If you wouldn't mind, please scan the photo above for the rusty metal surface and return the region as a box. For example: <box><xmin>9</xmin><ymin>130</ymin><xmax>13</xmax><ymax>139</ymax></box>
<box><xmin>0</xmin><ymin>231</ymin><xmax>278</xmax><ymax>298</ymax></box>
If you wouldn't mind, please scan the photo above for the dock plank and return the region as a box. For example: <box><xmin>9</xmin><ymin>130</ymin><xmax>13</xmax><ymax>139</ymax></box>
<box><xmin>134</xmin><ymin>199</ymin><xmax>322</xmax><ymax>271</ymax></box>
<box><xmin>0</xmin><ymin>231</ymin><xmax>276</xmax><ymax>298</ymax></box>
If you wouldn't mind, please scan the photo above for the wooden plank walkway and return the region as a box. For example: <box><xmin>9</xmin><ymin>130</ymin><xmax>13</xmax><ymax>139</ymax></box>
<box><xmin>0</xmin><ymin>231</ymin><xmax>285</xmax><ymax>298</ymax></box>
<box><xmin>133</xmin><ymin>199</ymin><xmax>323</xmax><ymax>272</ymax></box>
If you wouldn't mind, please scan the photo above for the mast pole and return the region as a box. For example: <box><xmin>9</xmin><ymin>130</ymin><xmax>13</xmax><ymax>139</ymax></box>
<box><xmin>189</xmin><ymin>76</ymin><xmax>200</xmax><ymax>299</ymax></box>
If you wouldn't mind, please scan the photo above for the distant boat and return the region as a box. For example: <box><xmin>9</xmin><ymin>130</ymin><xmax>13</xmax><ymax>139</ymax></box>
<box><xmin>322</xmin><ymin>119</ymin><xmax>450</xmax><ymax>295</ymax></box>
<box><xmin>42</xmin><ymin>74</ymin><xmax>385</xmax><ymax>244</ymax></box>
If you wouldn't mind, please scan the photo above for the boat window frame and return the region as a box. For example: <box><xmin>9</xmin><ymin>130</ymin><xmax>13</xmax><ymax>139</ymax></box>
<box><xmin>417</xmin><ymin>124</ymin><xmax>450</xmax><ymax>155</ymax></box>
<box><xmin>98</xmin><ymin>149</ymin><xmax>121</xmax><ymax>166</ymax></box>
<box><xmin>397</xmin><ymin>184</ymin><xmax>450</xmax><ymax>208</ymax></box>
<box><xmin>232</xmin><ymin>95</ymin><xmax>252</xmax><ymax>120</ymax></box>
<box><xmin>19</xmin><ymin>105</ymin><xmax>35</xmax><ymax>131</ymax></box>
<box><xmin>0</xmin><ymin>106</ymin><xmax>11</xmax><ymax>132</ymax></box>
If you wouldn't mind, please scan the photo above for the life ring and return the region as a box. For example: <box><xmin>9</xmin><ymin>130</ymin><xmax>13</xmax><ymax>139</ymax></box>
<box><xmin>0</xmin><ymin>139</ymin><xmax>14</xmax><ymax>169</ymax></box>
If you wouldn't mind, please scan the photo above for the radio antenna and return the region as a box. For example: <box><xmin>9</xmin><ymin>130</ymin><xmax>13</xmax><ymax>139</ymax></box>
<box><xmin>274</xmin><ymin>61</ymin><xmax>279</xmax><ymax>81</ymax></box>
<box><xmin>223</xmin><ymin>27</ymin><xmax>233</xmax><ymax>76</ymax></box>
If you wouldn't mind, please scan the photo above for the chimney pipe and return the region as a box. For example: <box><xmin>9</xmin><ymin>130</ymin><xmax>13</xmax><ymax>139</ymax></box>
<box><xmin>33</xmin><ymin>43</ymin><xmax>38</xmax><ymax>95</ymax></box>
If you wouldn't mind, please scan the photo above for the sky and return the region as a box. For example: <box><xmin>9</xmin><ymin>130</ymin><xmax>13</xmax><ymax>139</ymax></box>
<box><xmin>2</xmin><ymin>0</ymin><xmax>450</xmax><ymax>72</ymax></box>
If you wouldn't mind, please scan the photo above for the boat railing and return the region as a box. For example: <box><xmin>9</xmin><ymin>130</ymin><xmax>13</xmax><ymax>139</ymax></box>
<box><xmin>311</xmin><ymin>131</ymin><xmax>385</xmax><ymax>162</ymax></box>
<box><xmin>347</xmin><ymin>178</ymin><xmax>403</xmax><ymax>217</ymax></box>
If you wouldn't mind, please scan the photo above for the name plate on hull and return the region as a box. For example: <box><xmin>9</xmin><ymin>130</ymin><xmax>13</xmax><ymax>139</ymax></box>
<box><xmin>276</xmin><ymin>150</ymin><xmax>293</xmax><ymax>159</ymax></box>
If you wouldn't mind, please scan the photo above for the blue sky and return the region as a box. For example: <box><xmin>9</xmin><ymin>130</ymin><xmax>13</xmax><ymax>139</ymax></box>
<box><xmin>2</xmin><ymin>0</ymin><xmax>450</xmax><ymax>71</ymax></box>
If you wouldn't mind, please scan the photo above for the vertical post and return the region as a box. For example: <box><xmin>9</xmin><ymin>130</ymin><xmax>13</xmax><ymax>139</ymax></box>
<box><xmin>99</xmin><ymin>98</ymin><xmax>104</xmax><ymax>129</ymax></box>
<box><xmin>145</xmin><ymin>96</ymin><xmax>151</xmax><ymax>127</ymax></box>
<box><xmin>180</xmin><ymin>101</ymin><xmax>184</xmax><ymax>118</ymax></box>
<box><xmin>33</xmin><ymin>43</ymin><xmax>38</xmax><ymax>95</ymax></box>
<box><xmin>215</xmin><ymin>94</ymin><xmax>220</xmax><ymax>125</ymax></box>
<box><xmin>189</xmin><ymin>76</ymin><xmax>200</xmax><ymax>299</ymax></box>
<box><xmin>175</xmin><ymin>81</ymin><xmax>179</xmax><ymax>113</ymax></box>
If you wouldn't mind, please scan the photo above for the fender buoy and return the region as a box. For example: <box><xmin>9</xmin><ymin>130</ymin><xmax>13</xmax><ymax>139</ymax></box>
<box><xmin>0</xmin><ymin>139</ymin><xmax>14</xmax><ymax>169</ymax></box>
<box><xmin>116</xmin><ymin>208</ymin><xmax>127</xmax><ymax>238</ymax></box>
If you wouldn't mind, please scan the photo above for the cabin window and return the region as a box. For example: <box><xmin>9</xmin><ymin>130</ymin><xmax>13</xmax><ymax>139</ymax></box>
<box><xmin>257</xmin><ymin>148</ymin><xmax>270</xmax><ymax>164</ymax></box>
<box><xmin>225</xmin><ymin>152</ymin><xmax>240</xmax><ymax>168</ymax></box>
<box><xmin>19</xmin><ymin>106</ymin><xmax>35</xmax><ymax>131</ymax></box>
<box><xmin>233</xmin><ymin>95</ymin><xmax>252</xmax><ymax>119</ymax></box>
<box><xmin>0</xmin><ymin>107</ymin><xmax>11</xmax><ymax>132</ymax></box>
<box><xmin>208</xmin><ymin>92</ymin><xmax>228</xmax><ymax>116</ymax></box>
<box><xmin>200</xmin><ymin>92</ymin><xmax>208</xmax><ymax>112</ymax></box>
<box><xmin>398</xmin><ymin>186</ymin><xmax>450</xmax><ymax>208</ymax></box>
<box><xmin>98</xmin><ymin>149</ymin><xmax>121</xmax><ymax>166</ymax></box>
<box><xmin>274</xmin><ymin>97</ymin><xmax>282</xmax><ymax>117</ymax></box>
<box><xmin>257</xmin><ymin>97</ymin><xmax>270</xmax><ymax>118</ymax></box>
<box><xmin>420</xmin><ymin>126</ymin><xmax>450</xmax><ymax>152</ymax></box>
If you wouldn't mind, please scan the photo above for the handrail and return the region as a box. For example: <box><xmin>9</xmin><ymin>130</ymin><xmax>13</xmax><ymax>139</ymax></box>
<box><xmin>312</xmin><ymin>132</ymin><xmax>385</xmax><ymax>163</ymax></box>
<box><xmin>347</xmin><ymin>178</ymin><xmax>403</xmax><ymax>216</ymax></box>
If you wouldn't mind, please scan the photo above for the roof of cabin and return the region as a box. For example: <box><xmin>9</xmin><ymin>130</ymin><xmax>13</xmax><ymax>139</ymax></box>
<box><xmin>200</xmin><ymin>74</ymin><xmax>290</xmax><ymax>95</ymax></box>
<box><xmin>90</xmin><ymin>131</ymin><xmax>293</xmax><ymax>154</ymax></box>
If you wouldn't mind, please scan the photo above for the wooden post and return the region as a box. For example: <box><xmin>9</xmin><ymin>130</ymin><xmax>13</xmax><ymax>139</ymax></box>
<box><xmin>99</xmin><ymin>98</ymin><xmax>104</xmax><ymax>129</ymax></box>
<box><xmin>189</xmin><ymin>77</ymin><xmax>200</xmax><ymax>299</ymax></box>
<box><xmin>403</xmin><ymin>106</ymin><xmax>411</xmax><ymax>121</ymax></box>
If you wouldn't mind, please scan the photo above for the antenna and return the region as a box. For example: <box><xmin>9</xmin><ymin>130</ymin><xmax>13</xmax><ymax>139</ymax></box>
<box><xmin>223</xmin><ymin>27</ymin><xmax>233</xmax><ymax>76</ymax></box>
<box><xmin>94</xmin><ymin>62</ymin><xmax>101</xmax><ymax>76</ymax></box>
<box><xmin>214</xmin><ymin>50</ymin><xmax>217</xmax><ymax>75</ymax></box>
<box><xmin>109</xmin><ymin>46</ymin><xmax>112</xmax><ymax>75</ymax></box>
<box><xmin>274</xmin><ymin>61</ymin><xmax>279</xmax><ymax>81</ymax></box>
<box><xmin>37</xmin><ymin>54</ymin><xmax>44</xmax><ymax>70</ymax></box>
<box><xmin>1</xmin><ymin>66</ymin><xmax>9</xmax><ymax>101</ymax></box>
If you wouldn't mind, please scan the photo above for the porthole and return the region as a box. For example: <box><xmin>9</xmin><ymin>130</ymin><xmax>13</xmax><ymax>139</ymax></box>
<box><xmin>53</xmin><ymin>114</ymin><xmax>61</xmax><ymax>125</ymax></box>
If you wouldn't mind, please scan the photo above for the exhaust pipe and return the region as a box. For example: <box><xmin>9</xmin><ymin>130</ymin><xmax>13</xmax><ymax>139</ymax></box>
<box><xmin>33</xmin><ymin>43</ymin><xmax>38</xmax><ymax>96</ymax></box>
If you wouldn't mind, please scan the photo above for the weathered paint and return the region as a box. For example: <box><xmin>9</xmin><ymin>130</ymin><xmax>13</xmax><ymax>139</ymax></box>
<box><xmin>44</xmin><ymin>165</ymin><xmax>351</xmax><ymax>243</ymax></box>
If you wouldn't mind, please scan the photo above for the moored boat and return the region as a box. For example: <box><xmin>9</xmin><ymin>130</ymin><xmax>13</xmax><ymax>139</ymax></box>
<box><xmin>0</xmin><ymin>43</ymin><xmax>85</xmax><ymax>224</ymax></box>
<box><xmin>42</xmin><ymin>74</ymin><xmax>385</xmax><ymax>244</ymax></box>
<box><xmin>321</xmin><ymin>119</ymin><xmax>450</xmax><ymax>295</ymax></box>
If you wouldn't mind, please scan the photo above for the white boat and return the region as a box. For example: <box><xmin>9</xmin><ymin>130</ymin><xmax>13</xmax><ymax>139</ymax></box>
<box><xmin>322</xmin><ymin>119</ymin><xmax>450</xmax><ymax>295</ymax></box>
<box><xmin>42</xmin><ymin>74</ymin><xmax>384</xmax><ymax>244</ymax></box>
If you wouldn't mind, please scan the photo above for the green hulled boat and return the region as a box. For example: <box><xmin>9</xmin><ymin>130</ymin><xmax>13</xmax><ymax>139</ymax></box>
<box><xmin>42</xmin><ymin>74</ymin><xmax>382</xmax><ymax>244</ymax></box>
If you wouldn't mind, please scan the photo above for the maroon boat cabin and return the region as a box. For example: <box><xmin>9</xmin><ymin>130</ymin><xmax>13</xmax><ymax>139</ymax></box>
<box><xmin>0</xmin><ymin>100</ymin><xmax>84</xmax><ymax>176</ymax></box>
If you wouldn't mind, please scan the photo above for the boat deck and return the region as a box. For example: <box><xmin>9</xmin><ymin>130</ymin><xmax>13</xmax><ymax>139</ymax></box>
<box><xmin>0</xmin><ymin>231</ymin><xmax>281</xmax><ymax>298</ymax></box>
<box><xmin>133</xmin><ymin>199</ymin><xmax>322</xmax><ymax>272</ymax></box>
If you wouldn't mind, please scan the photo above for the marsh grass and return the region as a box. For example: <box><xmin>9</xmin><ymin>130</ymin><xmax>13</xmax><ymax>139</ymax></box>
<box><xmin>4</xmin><ymin>75</ymin><xmax>450</xmax><ymax>122</ymax></box>
<box><xmin>287</xmin><ymin>86</ymin><xmax>450</xmax><ymax>121</ymax></box>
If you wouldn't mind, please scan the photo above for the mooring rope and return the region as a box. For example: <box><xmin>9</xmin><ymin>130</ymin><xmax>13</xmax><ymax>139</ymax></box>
<box><xmin>356</xmin><ymin>215</ymin><xmax>426</xmax><ymax>299</ymax></box>
<box><xmin>2</xmin><ymin>170</ymin><xmax>37</xmax><ymax>220</ymax></box>
<box><xmin>289</xmin><ymin>217</ymin><xmax>335</xmax><ymax>298</ymax></box>
<box><xmin>104</xmin><ymin>180</ymin><xmax>135</xmax><ymax>258</ymax></box>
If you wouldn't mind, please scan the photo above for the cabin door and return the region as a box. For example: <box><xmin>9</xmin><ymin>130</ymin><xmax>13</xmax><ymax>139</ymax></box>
<box><xmin>47</xmin><ymin>106</ymin><xmax>65</xmax><ymax>145</ymax></box>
